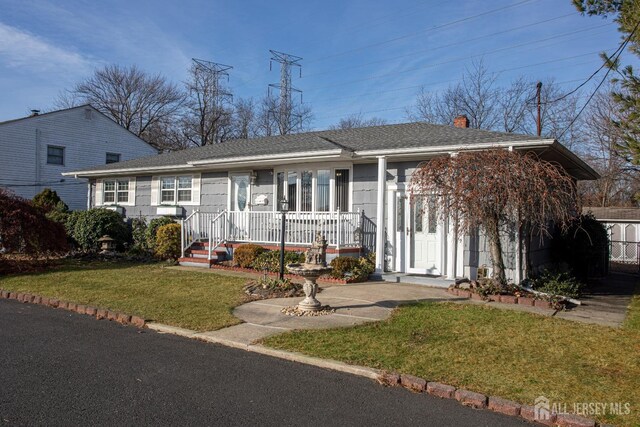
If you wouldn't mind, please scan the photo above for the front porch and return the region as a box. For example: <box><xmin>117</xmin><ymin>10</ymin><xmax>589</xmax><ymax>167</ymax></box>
<box><xmin>180</xmin><ymin>210</ymin><xmax>370</xmax><ymax>266</ymax></box>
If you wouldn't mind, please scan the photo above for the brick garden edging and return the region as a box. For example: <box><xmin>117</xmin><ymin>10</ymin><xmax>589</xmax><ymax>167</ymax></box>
<box><xmin>0</xmin><ymin>289</ymin><xmax>146</xmax><ymax>328</ymax></box>
<box><xmin>446</xmin><ymin>287</ymin><xmax>554</xmax><ymax>310</ymax></box>
<box><xmin>377</xmin><ymin>371</ymin><xmax>598</xmax><ymax>427</ymax></box>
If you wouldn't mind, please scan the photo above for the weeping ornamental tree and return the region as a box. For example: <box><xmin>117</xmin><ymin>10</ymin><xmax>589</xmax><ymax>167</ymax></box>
<box><xmin>410</xmin><ymin>149</ymin><xmax>579</xmax><ymax>285</ymax></box>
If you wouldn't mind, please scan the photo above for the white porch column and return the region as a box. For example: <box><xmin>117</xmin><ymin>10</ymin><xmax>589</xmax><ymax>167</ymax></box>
<box><xmin>375</xmin><ymin>156</ymin><xmax>387</xmax><ymax>273</ymax></box>
<box><xmin>446</xmin><ymin>217</ymin><xmax>457</xmax><ymax>279</ymax></box>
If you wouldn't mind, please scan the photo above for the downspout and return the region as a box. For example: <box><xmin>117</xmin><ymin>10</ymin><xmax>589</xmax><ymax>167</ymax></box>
<box><xmin>86</xmin><ymin>179</ymin><xmax>93</xmax><ymax>210</ymax></box>
<box><xmin>35</xmin><ymin>129</ymin><xmax>41</xmax><ymax>192</ymax></box>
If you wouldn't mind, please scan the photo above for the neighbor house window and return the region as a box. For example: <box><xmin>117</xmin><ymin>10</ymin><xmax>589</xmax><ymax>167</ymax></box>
<box><xmin>274</xmin><ymin>166</ymin><xmax>351</xmax><ymax>212</ymax></box>
<box><xmin>103</xmin><ymin>179</ymin><xmax>129</xmax><ymax>204</ymax></box>
<box><xmin>47</xmin><ymin>145</ymin><xmax>64</xmax><ymax>165</ymax></box>
<box><xmin>106</xmin><ymin>152</ymin><xmax>121</xmax><ymax>164</ymax></box>
<box><xmin>160</xmin><ymin>176</ymin><xmax>193</xmax><ymax>204</ymax></box>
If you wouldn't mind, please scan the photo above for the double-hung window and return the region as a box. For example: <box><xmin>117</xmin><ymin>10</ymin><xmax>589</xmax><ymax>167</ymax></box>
<box><xmin>47</xmin><ymin>145</ymin><xmax>64</xmax><ymax>165</ymax></box>
<box><xmin>275</xmin><ymin>166</ymin><xmax>351</xmax><ymax>212</ymax></box>
<box><xmin>103</xmin><ymin>179</ymin><xmax>129</xmax><ymax>204</ymax></box>
<box><xmin>160</xmin><ymin>176</ymin><xmax>193</xmax><ymax>204</ymax></box>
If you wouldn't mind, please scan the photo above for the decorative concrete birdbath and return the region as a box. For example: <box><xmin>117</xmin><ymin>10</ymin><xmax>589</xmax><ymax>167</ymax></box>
<box><xmin>287</xmin><ymin>233</ymin><xmax>332</xmax><ymax>312</ymax></box>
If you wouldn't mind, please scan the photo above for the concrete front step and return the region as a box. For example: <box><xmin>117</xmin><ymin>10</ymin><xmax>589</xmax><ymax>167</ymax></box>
<box><xmin>178</xmin><ymin>257</ymin><xmax>216</xmax><ymax>268</ymax></box>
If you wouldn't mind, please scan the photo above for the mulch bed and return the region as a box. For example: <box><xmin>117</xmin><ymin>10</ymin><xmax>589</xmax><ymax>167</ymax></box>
<box><xmin>0</xmin><ymin>254</ymin><xmax>66</xmax><ymax>276</ymax></box>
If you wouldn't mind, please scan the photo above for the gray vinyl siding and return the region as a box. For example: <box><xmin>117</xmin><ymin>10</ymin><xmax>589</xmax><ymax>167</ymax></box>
<box><xmin>200</xmin><ymin>172</ymin><xmax>228</xmax><ymax>213</ymax></box>
<box><xmin>0</xmin><ymin>106</ymin><xmax>156</xmax><ymax>211</ymax></box>
<box><xmin>352</xmin><ymin>163</ymin><xmax>378</xmax><ymax>222</ymax></box>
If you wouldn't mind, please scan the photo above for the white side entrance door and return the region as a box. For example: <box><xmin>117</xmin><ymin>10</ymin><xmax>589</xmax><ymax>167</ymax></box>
<box><xmin>406</xmin><ymin>195</ymin><xmax>441</xmax><ymax>275</ymax></box>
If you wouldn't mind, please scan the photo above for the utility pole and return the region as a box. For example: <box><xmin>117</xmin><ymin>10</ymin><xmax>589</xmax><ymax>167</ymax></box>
<box><xmin>268</xmin><ymin>50</ymin><xmax>303</xmax><ymax>135</ymax></box>
<box><xmin>536</xmin><ymin>81</ymin><xmax>542</xmax><ymax>137</ymax></box>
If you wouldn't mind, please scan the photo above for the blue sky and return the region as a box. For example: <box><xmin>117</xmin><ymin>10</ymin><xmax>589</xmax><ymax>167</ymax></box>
<box><xmin>0</xmin><ymin>0</ymin><xmax>636</xmax><ymax>129</ymax></box>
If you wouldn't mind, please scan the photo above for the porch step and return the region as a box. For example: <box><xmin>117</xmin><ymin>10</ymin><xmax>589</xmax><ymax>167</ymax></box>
<box><xmin>178</xmin><ymin>257</ymin><xmax>217</xmax><ymax>268</ymax></box>
<box><xmin>187</xmin><ymin>249</ymin><xmax>227</xmax><ymax>260</ymax></box>
<box><xmin>381</xmin><ymin>273</ymin><xmax>453</xmax><ymax>289</ymax></box>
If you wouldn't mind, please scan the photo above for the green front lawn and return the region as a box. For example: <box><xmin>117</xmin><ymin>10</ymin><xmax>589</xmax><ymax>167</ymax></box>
<box><xmin>624</xmin><ymin>281</ymin><xmax>640</xmax><ymax>331</ymax></box>
<box><xmin>263</xmin><ymin>302</ymin><xmax>640</xmax><ymax>426</ymax></box>
<box><xmin>0</xmin><ymin>260</ymin><xmax>247</xmax><ymax>331</ymax></box>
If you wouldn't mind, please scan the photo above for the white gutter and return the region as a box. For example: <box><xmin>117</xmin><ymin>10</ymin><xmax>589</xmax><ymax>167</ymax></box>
<box><xmin>187</xmin><ymin>149</ymin><xmax>347</xmax><ymax>165</ymax></box>
<box><xmin>62</xmin><ymin>164</ymin><xmax>196</xmax><ymax>178</ymax></box>
<box><xmin>64</xmin><ymin>150</ymin><xmax>350</xmax><ymax>178</ymax></box>
<box><xmin>354</xmin><ymin>139</ymin><xmax>555</xmax><ymax>157</ymax></box>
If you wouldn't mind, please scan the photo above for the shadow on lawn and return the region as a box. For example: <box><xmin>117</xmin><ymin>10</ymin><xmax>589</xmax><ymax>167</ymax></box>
<box><xmin>0</xmin><ymin>257</ymin><xmax>161</xmax><ymax>278</ymax></box>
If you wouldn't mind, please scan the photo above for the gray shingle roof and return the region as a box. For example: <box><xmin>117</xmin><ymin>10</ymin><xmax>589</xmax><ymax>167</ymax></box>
<box><xmin>70</xmin><ymin>122</ymin><xmax>544</xmax><ymax>174</ymax></box>
<box><xmin>583</xmin><ymin>207</ymin><xmax>640</xmax><ymax>221</ymax></box>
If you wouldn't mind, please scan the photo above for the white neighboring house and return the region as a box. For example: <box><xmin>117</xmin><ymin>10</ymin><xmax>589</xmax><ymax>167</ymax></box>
<box><xmin>0</xmin><ymin>105</ymin><xmax>158</xmax><ymax>210</ymax></box>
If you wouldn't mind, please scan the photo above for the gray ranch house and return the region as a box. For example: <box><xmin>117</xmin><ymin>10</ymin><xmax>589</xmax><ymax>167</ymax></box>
<box><xmin>65</xmin><ymin>118</ymin><xmax>597</xmax><ymax>283</ymax></box>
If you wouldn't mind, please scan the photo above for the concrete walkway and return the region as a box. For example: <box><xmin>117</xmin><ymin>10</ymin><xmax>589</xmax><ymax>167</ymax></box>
<box><xmin>169</xmin><ymin>267</ymin><xmax>636</xmax><ymax>348</ymax></box>
<box><xmin>197</xmin><ymin>282</ymin><xmax>457</xmax><ymax>345</ymax></box>
<box><xmin>554</xmin><ymin>272</ymin><xmax>637</xmax><ymax>328</ymax></box>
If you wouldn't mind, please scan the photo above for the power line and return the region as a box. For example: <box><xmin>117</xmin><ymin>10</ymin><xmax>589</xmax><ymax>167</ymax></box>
<box><xmin>558</xmin><ymin>19</ymin><xmax>640</xmax><ymax>139</ymax></box>
<box><xmin>305</xmin><ymin>12</ymin><xmax>583</xmax><ymax>79</ymax></box>
<box><xmin>306</xmin><ymin>0</ymin><xmax>536</xmax><ymax>64</ymax></box>
<box><xmin>529</xmin><ymin>28</ymin><xmax>634</xmax><ymax>107</ymax></box>
<box><xmin>304</xmin><ymin>28</ymin><xmax>613</xmax><ymax>93</ymax></box>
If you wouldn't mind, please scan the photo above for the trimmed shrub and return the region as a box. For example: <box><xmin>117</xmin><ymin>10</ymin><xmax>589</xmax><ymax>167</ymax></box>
<box><xmin>329</xmin><ymin>256</ymin><xmax>360</xmax><ymax>278</ymax></box>
<box><xmin>155</xmin><ymin>223</ymin><xmax>181</xmax><ymax>260</ymax></box>
<box><xmin>330</xmin><ymin>254</ymin><xmax>375</xmax><ymax>281</ymax></box>
<box><xmin>33</xmin><ymin>188</ymin><xmax>68</xmax><ymax>213</ymax></box>
<box><xmin>130</xmin><ymin>217</ymin><xmax>149</xmax><ymax>252</ymax></box>
<box><xmin>253</xmin><ymin>250</ymin><xmax>305</xmax><ymax>272</ymax></box>
<box><xmin>0</xmin><ymin>188</ymin><xmax>68</xmax><ymax>256</ymax></box>
<box><xmin>528</xmin><ymin>270</ymin><xmax>584</xmax><ymax>299</ymax></box>
<box><xmin>233</xmin><ymin>244</ymin><xmax>267</xmax><ymax>268</ymax></box>
<box><xmin>45</xmin><ymin>201</ymin><xmax>70</xmax><ymax>225</ymax></box>
<box><xmin>146</xmin><ymin>217</ymin><xmax>175</xmax><ymax>249</ymax></box>
<box><xmin>67</xmin><ymin>208</ymin><xmax>131</xmax><ymax>251</ymax></box>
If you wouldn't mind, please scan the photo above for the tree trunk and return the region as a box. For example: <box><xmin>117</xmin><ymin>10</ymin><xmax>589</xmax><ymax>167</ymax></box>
<box><xmin>485</xmin><ymin>217</ymin><xmax>507</xmax><ymax>285</ymax></box>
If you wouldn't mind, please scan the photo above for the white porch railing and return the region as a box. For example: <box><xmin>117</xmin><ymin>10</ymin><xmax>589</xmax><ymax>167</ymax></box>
<box><xmin>181</xmin><ymin>209</ymin><xmax>364</xmax><ymax>260</ymax></box>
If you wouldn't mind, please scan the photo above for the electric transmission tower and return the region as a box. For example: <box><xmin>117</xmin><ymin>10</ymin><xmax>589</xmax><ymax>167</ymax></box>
<box><xmin>268</xmin><ymin>50</ymin><xmax>303</xmax><ymax>134</ymax></box>
<box><xmin>190</xmin><ymin>58</ymin><xmax>234</xmax><ymax>145</ymax></box>
<box><xmin>192</xmin><ymin>58</ymin><xmax>233</xmax><ymax>106</ymax></box>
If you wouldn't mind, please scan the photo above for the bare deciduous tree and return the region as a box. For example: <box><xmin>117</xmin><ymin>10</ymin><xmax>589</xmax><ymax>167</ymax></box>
<box><xmin>62</xmin><ymin>64</ymin><xmax>184</xmax><ymax>150</ymax></box>
<box><xmin>406</xmin><ymin>60</ymin><xmax>501</xmax><ymax>129</ymax></box>
<box><xmin>410</xmin><ymin>149</ymin><xmax>578</xmax><ymax>284</ymax></box>
<box><xmin>230</xmin><ymin>97</ymin><xmax>257</xmax><ymax>140</ymax></box>
<box><xmin>329</xmin><ymin>113</ymin><xmax>387</xmax><ymax>130</ymax></box>
<box><xmin>498</xmin><ymin>77</ymin><xmax>530</xmax><ymax>133</ymax></box>
<box><xmin>579</xmin><ymin>87</ymin><xmax>640</xmax><ymax>206</ymax></box>
<box><xmin>254</xmin><ymin>93</ymin><xmax>313</xmax><ymax>137</ymax></box>
<box><xmin>182</xmin><ymin>62</ymin><xmax>234</xmax><ymax>146</ymax></box>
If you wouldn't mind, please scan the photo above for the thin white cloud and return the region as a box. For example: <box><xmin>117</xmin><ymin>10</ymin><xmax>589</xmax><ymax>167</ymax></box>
<box><xmin>0</xmin><ymin>22</ymin><xmax>94</xmax><ymax>73</ymax></box>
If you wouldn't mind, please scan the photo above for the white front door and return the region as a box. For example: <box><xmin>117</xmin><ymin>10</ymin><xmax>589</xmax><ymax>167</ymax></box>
<box><xmin>406</xmin><ymin>195</ymin><xmax>441</xmax><ymax>275</ymax></box>
<box><xmin>230</xmin><ymin>173</ymin><xmax>250</xmax><ymax>212</ymax></box>
<box><xmin>230</xmin><ymin>173</ymin><xmax>251</xmax><ymax>240</ymax></box>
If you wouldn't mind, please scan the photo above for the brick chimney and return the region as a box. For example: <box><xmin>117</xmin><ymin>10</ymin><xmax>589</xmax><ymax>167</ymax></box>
<box><xmin>453</xmin><ymin>115</ymin><xmax>469</xmax><ymax>128</ymax></box>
